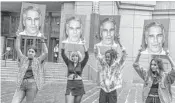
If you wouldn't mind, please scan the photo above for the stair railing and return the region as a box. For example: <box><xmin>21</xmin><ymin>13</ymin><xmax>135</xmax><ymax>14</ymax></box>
<box><xmin>1</xmin><ymin>48</ymin><xmax>12</xmax><ymax>67</ymax></box>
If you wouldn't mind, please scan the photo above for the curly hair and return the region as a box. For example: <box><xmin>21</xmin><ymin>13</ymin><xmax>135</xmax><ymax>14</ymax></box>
<box><xmin>105</xmin><ymin>49</ymin><xmax>118</xmax><ymax>61</ymax></box>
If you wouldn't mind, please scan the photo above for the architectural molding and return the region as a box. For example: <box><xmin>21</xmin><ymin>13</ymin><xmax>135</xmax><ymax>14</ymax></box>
<box><xmin>153</xmin><ymin>10</ymin><xmax>175</xmax><ymax>15</ymax></box>
<box><xmin>116</xmin><ymin>1</ymin><xmax>156</xmax><ymax>11</ymax></box>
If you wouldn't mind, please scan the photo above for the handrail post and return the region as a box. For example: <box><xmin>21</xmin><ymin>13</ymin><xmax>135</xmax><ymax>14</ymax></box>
<box><xmin>90</xmin><ymin>66</ymin><xmax>92</xmax><ymax>80</ymax></box>
<box><xmin>5</xmin><ymin>54</ymin><xmax>7</xmax><ymax>67</ymax></box>
<box><xmin>4</xmin><ymin>51</ymin><xmax>8</xmax><ymax>67</ymax></box>
<box><xmin>88</xmin><ymin>65</ymin><xmax>90</xmax><ymax>80</ymax></box>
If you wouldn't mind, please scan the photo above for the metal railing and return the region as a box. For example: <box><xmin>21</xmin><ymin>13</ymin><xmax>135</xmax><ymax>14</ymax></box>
<box><xmin>1</xmin><ymin>49</ymin><xmax>12</xmax><ymax>67</ymax></box>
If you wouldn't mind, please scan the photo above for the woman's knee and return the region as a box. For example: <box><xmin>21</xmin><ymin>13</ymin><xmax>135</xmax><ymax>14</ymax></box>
<box><xmin>65</xmin><ymin>94</ymin><xmax>74</xmax><ymax>103</ymax></box>
<box><xmin>74</xmin><ymin>95</ymin><xmax>83</xmax><ymax>103</ymax></box>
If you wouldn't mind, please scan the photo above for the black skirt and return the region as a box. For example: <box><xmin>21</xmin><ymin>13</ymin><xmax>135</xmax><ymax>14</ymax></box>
<box><xmin>65</xmin><ymin>80</ymin><xmax>85</xmax><ymax>96</ymax></box>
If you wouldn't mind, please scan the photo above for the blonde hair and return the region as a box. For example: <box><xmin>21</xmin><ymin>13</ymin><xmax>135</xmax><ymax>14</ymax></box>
<box><xmin>70</xmin><ymin>51</ymin><xmax>82</xmax><ymax>62</ymax></box>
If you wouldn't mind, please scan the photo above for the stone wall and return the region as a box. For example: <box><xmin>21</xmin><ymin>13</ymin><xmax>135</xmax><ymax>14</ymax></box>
<box><xmin>57</xmin><ymin>1</ymin><xmax>175</xmax><ymax>83</ymax></box>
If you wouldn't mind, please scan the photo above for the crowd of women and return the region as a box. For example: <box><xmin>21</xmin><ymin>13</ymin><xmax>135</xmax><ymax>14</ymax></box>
<box><xmin>10</xmin><ymin>4</ymin><xmax>175</xmax><ymax>103</ymax></box>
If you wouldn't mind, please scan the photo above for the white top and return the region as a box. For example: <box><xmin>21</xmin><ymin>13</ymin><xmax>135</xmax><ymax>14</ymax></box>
<box><xmin>17</xmin><ymin>30</ymin><xmax>43</xmax><ymax>37</ymax></box>
<box><xmin>141</xmin><ymin>48</ymin><xmax>166</xmax><ymax>55</ymax></box>
<box><xmin>62</xmin><ymin>38</ymin><xmax>85</xmax><ymax>45</ymax></box>
<box><xmin>95</xmin><ymin>41</ymin><xmax>118</xmax><ymax>47</ymax></box>
<box><xmin>54</xmin><ymin>46</ymin><xmax>59</xmax><ymax>52</ymax></box>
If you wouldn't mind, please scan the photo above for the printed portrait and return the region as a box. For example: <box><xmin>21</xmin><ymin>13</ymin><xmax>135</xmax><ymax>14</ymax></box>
<box><xmin>17</xmin><ymin>2</ymin><xmax>46</xmax><ymax>37</ymax></box>
<box><xmin>62</xmin><ymin>15</ymin><xmax>86</xmax><ymax>45</ymax></box>
<box><xmin>95</xmin><ymin>15</ymin><xmax>120</xmax><ymax>47</ymax></box>
<box><xmin>141</xmin><ymin>19</ymin><xmax>170</xmax><ymax>55</ymax></box>
<box><xmin>94</xmin><ymin>15</ymin><xmax>121</xmax><ymax>55</ymax></box>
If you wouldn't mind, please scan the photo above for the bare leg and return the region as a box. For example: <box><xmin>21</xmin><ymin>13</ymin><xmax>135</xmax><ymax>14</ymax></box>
<box><xmin>74</xmin><ymin>95</ymin><xmax>83</xmax><ymax>103</ymax></box>
<box><xmin>11</xmin><ymin>88</ymin><xmax>25</xmax><ymax>103</ymax></box>
<box><xmin>65</xmin><ymin>92</ymin><xmax>75</xmax><ymax>103</ymax></box>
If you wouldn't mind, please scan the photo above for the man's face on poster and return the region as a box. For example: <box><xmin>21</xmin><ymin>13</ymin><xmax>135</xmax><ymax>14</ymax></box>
<box><xmin>23</xmin><ymin>10</ymin><xmax>40</xmax><ymax>35</ymax></box>
<box><xmin>101</xmin><ymin>21</ymin><xmax>115</xmax><ymax>45</ymax></box>
<box><xmin>145</xmin><ymin>26</ymin><xmax>164</xmax><ymax>53</ymax></box>
<box><xmin>66</xmin><ymin>20</ymin><xmax>82</xmax><ymax>42</ymax></box>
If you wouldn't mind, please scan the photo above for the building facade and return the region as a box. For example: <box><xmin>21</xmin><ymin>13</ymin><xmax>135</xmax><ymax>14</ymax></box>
<box><xmin>1</xmin><ymin>1</ymin><xmax>175</xmax><ymax>69</ymax></box>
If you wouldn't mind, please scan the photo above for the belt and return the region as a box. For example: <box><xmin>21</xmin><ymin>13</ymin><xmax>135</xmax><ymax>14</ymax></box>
<box><xmin>23</xmin><ymin>78</ymin><xmax>35</xmax><ymax>82</ymax></box>
<box><xmin>148</xmin><ymin>94</ymin><xmax>159</xmax><ymax>97</ymax></box>
<box><xmin>67</xmin><ymin>74</ymin><xmax>82</xmax><ymax>80</ymax></box>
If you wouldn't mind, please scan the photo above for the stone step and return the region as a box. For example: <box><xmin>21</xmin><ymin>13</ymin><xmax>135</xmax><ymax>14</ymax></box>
<box><xmin>1</xmin><ymin>64</ymin><xmax>66</xmax><ymax>67</ymax></box>
<box><xmin>1</xmin><ymin>60</ymin><xmax>92</xmax><ymax>83</ymax></box>
<box><xmin>1</xmin><ymin>60</ymin><xmax>66</xmax><ymax>66</ymax></box>
<box><xmin>1</xmin><ymin>69</ymin><xmax>67</xmax><ymax>72</ymax></box>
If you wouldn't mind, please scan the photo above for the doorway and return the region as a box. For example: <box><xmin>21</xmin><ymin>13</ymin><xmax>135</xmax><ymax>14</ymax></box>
<box><xmin>5</xmin><ymin>37</ymin><xmax>16</xmax><ymax>60</ymax></box>
<box><xmin>21</xmin><ymin>36</ymin><xmax>43</xmax><ymax>57</ymax></box>
<box><xmin>48</xmin><ymin>38</ymin><xmax>59</xmax><ymax>62</ymax></box>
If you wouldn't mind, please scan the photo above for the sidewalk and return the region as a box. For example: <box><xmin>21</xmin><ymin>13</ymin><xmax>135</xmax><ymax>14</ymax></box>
<box><xmin>1</xmin><ymin>81</ymin><xmax>175</xmax><ymax>103</ymax></box>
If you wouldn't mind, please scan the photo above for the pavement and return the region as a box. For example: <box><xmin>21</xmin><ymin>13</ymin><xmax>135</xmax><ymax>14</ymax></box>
<box><xmin>1</xmin><ymin>81</ymin><xmax>175</xmax><ymax>103</ymax></box>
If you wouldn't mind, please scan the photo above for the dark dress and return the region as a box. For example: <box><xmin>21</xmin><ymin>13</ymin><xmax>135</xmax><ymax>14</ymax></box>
<box><xmin>61</xmin><ymin>49</ymin><xmax>89</xmax><ymax>96</ymax></box>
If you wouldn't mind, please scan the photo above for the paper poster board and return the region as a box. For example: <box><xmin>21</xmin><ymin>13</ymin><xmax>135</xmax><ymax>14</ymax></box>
<box><xmin>61</xmin><ymin>14</ymin><xmax>86</xmax><ymax>45</ymax></box>
<box><xmin>94</xmin><ymin>15</ymin><xmax>121</xmax><ymax>55</ymax></box>
<box><xmin>141</xmin><ymin>19</ymin><xmax>170</xmax><ymax>55</ymax></box>
<box><xmin>17</xmin><ymin>2</ymin><xmax>46</xmax><ymax>37</ymax></box>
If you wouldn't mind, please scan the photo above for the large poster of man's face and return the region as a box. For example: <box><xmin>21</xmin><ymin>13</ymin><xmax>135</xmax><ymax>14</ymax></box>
<box><xmin>18</xmin><ymin>2</ymin><xmax>46</xmax><ymax>37</ymax></box>
<box><xmin>62</xmin><ymin>14</ymin><xmax>86</xmax><ymax>45</ymax></box>
<box><xmin>141</xmin><ymin>19</ymin><xmax>169</xmax><ymax>55</ymax></box>
<box><xmin>94</xmin><ymin>15</ymin><xmax>121</xmax><ymax>55</ymax></box>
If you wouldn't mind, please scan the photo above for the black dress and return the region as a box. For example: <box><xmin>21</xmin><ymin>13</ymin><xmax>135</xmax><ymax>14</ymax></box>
<box><xmin>61</xmin><ymin>49</ymin><xmax>89</xmax><ymax>96</ymax></box>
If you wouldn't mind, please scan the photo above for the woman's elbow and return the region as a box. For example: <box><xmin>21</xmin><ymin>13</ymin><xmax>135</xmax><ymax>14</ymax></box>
<box><xmin>133</xmin><ymin>63</ymin><xmax>137</xmax><ymax>68</ymax></box>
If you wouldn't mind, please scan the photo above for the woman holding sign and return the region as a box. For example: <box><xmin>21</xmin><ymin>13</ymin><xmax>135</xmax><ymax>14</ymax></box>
<box><xmin>61</xmin><ymin>42</ymin><xmax>89</xmax><ymax>103</ymax></box>
<box><xmin>11</xmin><ymin>34</ymin><xmax>48</xmax><ymax>103</ymax></box>
<box><xmin>133</xmin><ymin>48</ymin><xmax>175</xmax><ymax>103</ymax></box>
